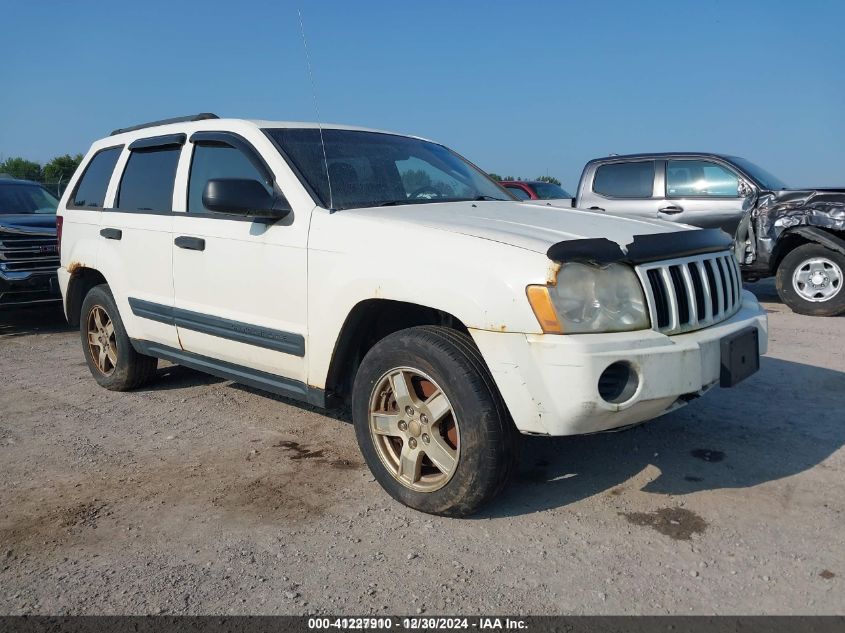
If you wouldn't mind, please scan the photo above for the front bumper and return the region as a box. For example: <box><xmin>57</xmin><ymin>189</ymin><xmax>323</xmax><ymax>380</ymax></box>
<box><xmin>470</xmin><ymin>290</ymin><xmax>768</xmax><ymax>436</ymax></box>
<box><xmin>0</xmin><ymin>269</ymin><xmax>61</xmax><ymax>310</ymax></box>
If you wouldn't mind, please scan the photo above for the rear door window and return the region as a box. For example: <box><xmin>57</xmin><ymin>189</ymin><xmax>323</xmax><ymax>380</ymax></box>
<box><xmin>666</xmin><ymin>160</ymin><xmax>739</xmax><ymax>197</ymax></box>
<box><xmin>117</xmin><ymin>147</ymin><xmax>181</xmax><ymax>211</ymax></box>
<box><xmin>72</xmin><ymin>147</ymin><xmax>122</xmax><ymax>208</ymax></box>
<box><xmin>593</xmin><ymin>161</ymin><xmax>655</xmax><ymax>198</ymax></box>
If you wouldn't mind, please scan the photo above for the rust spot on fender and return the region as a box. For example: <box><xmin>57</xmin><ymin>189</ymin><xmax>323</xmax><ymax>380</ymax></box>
<box><xmin>67</xmin><ymin>261</ymin><xmax>84</xmax><ymax>274</ymax></box>
<box><xmin>546</xmin><ymin>261</ymin><xmax>561</xmax><ymax>285</ymax></box>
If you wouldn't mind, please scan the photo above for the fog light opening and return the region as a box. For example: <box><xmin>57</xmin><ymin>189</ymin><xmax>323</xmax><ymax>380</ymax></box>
<box><xmin>598</xmin><ymin>361</ymin><xmax>639</xmax><ymax>405</ymax></box>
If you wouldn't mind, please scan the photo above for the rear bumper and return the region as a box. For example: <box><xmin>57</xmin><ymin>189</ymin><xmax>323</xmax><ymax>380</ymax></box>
<box><xmin>0</xmin><ymin>269</ymin><xmax>61</xmax><ymax>309</ymax></box>
<box><xmin>471</xmin><ymin>290</ymin><xmax>768</xmax><ymax>436</ymax></box>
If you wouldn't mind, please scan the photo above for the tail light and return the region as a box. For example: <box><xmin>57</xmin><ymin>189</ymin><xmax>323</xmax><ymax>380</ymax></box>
<box><xmin>56</xmin><ymin>215</ymin><xmax>64</xmax><ymax>261</ymax></box>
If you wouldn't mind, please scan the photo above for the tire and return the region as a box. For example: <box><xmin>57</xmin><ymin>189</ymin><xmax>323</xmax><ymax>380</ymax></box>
<box><xmin>352</xmin><ymin>325</ymin><xmax>519</xmax><ymax>517</ymax></box>
<box><xmin>775</xmin><ymin>243</ymin><xmax>845</xmax><ymax>316</ymax></box>
<box><xmin>80</xmin><ymin>284</ymin><xmax>158</xmax><ymax>390</ymax></box>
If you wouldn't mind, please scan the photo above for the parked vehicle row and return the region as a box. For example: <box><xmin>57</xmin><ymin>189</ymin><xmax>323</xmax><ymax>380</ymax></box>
<box><xmin>56</xmin><ymin>114</ymin><xmax>768</xmax><ymax>516</ymax></box>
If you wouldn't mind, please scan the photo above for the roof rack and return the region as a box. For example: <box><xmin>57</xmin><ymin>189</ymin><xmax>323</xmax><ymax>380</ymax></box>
<box><xmin>110</xmin><ymin>113</ymin><xmax>219</xmax><ymax>136</ymax></box>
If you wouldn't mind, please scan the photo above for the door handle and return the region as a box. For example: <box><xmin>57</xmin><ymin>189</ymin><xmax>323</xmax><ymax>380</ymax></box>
<box><xmin>175</xmin><ymin>236</ymin><xmax>206</xmax><ymax>251</ymax></box>
<box><xmin>658</xmin><ymin>205</ymin><xmax>684</xmax><ymax>215</ymax></box>
<box><xmin>99</xmin><ymin>228</ymin><xmax>122</xmax><ymax>240</ymax></box>
<box><xmin>588</xmin><ymin>206</ymin><xmax>605</xmax><ymax>212</ymax></box>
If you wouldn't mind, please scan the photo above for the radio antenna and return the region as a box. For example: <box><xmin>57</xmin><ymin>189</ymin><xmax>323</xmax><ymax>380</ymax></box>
<box><xmin>298</xmin><ymin>8</ymin><xmax>335</xmax><ymax>212</ymax></box>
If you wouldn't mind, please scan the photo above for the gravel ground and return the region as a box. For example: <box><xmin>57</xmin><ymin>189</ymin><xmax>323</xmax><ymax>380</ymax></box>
<box><xmin>0</xmin><ymin>279</ymin><xmax>842</xmax><ymax>615</ymax></box>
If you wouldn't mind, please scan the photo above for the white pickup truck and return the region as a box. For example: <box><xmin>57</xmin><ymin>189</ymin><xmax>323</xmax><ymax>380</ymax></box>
<box><xmin>57</xmin><ymin>114</ymin><xmax>768</xmax><ymax>516</ymax></box>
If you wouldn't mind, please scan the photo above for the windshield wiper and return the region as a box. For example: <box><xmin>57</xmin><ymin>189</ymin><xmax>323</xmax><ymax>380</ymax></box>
<box><xmin>472</xmin><ymin>195</ymin><xmax>507</xmax><ymax>201</ymax></box>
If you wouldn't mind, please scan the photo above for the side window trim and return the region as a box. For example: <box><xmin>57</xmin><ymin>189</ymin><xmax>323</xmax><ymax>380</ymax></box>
<box><xmin>67</xmin><ymin>145</ymin><xmax>124</xmax><ymax>210</ymax></box>
<box><xmin>591</xmin><ymin>160</ymin><xmax>656</xmax><ymax>200</ymax></box>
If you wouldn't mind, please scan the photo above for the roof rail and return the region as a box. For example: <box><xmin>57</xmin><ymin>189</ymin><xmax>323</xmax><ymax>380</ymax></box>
<box><xmin>110</xmin><ymin>113</ymin><xmax>219</xmax><ymax>136</ymax></box>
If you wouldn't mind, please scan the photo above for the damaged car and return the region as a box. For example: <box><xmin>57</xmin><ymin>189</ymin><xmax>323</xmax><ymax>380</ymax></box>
<box><xmin>573</xmin><ymin>153</ymin><xmax>845</xmax><ymax>316</ymax></box>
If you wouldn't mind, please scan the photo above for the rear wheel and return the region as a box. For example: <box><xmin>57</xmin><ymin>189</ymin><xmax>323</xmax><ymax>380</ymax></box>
<box><xmin>352</xmin><ymin>326</ymin><xmax>519</xmax><ymax>517</ymax></box>
<box><xmin>776</xmin><ymin>243</ymin><xmax>845</xmax><ymax>316</ymax></box>
<box><xmin>80</xmin><ymin>285</ymin><xmax>158</xmax><ymax>390</ymax></box>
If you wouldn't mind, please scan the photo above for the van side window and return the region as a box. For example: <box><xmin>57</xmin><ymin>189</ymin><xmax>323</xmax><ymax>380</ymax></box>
<box><xmin>188</xmin><ymin>144</ymin><xmax>270</xmax><ymax>213</ymax></box>
<box><xmin>117</xmin><ymin>147</ymin><xmax>181</xmax><ymax>212</ymax></box>
<box><xmin>72</xmin><ymin>147</ymin><xmax>122</xmax><ymax>208</ymax></box>
<box><xmin>666</xmin><ymin>160</ymin><xmax>739</xmax><ymax>197</ymax></box>
<box><xmin>593</xmin><ymin>161</ymin><xmax>655</xmax><ymax>198</ymax></box>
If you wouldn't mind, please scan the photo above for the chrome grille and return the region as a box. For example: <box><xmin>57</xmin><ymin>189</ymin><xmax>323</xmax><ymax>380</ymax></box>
<box><xmin>636</xmin><ymin>251</ymin><xmax>742</xmax><ymax>335</ymax></box>
<box><xmin>0</xmin><ymin>232</ymin><xmax>59</xmax><ymax>273</ymax></box>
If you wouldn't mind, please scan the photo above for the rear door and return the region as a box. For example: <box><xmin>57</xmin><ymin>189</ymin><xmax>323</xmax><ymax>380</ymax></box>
<box><xmin>98</xmin><ymin>135</ymin><xmax>182</xmax><ymax>348</ymax></box>
<box><xmin>587</xmin><ymin>160</ymin><xmax>662</xmax><ymax>219</ymax></box>
<box><xmin>660</xmin><ymin>158</ymin><xmax>747</xmax><ymax>234</ymax></box>
<box><xmin>170</xmin><ymin>130</ymin><xmax>309</xmax><ymax>393</ymax></box>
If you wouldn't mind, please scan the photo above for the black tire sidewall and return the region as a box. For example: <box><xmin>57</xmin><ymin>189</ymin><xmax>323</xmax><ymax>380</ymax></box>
<box><xmin>352</xmin><ymin>327</ymin><xmax>514</xmax><ymax>517</ymax></box>
<box><xmin>776</xmin><ymin>244</ymin><xmax>845</xmax><ymax>317</ymax></box>
<box><xmin>79</xmin><ymin>285</ymin><xmax>151</xmax><ymax>389</ymax></box>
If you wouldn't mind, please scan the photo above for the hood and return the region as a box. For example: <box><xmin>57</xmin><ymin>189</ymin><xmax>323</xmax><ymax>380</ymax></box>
<box><xmin>0</xmin><ymin>214</ymin><xmax>57</xmax><ymax>236</ymax></box>
<box><xmin>347</xmin><ymin>201</ymin><xmax>687</xmax><ymax>254</ymax></box>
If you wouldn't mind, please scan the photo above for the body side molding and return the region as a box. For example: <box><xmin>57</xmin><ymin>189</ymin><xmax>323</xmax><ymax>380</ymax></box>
<box><xmin>128</xmin><ymin>297</ymin><xmax>306</xmax><ymax>357</ymax></box>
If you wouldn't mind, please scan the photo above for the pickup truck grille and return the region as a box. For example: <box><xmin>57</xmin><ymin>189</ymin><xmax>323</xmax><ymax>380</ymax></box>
<box><xmin>0</xmin><ymin>232</ymin><xmax>60</xmax><ymax>274</ymax></box>
<box><xmin>637</xmin><ymin>251</ymin><xmax>742</xmax><ymax>335</ymax></box>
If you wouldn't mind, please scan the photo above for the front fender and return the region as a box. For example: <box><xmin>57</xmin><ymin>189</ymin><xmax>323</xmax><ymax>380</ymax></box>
<box><xmin>784</xmin><ymin>225</ymin><xmax>845</xmax><ymax>255</ymax></box>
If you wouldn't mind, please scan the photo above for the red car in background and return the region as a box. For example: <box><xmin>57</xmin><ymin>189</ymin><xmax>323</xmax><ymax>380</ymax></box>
<box><xmin>500</xmin><ymin>180</ymin><xmax>573</xmax><ymax>206</ymax></box>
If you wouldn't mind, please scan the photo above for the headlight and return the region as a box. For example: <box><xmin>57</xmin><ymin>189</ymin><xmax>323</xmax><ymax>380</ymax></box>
<box><xmin>526</xmin><ymin>263</ymin><xmax>650</xmax><ymax>334</ymax></box>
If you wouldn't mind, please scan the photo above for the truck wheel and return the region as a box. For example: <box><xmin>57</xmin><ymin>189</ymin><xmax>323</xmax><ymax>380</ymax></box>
<box><xmin>80</xmin><ymin>284</ymin><xmax>158</xmax><ymax>390</ymax></box>
<box><xmin>776</xmin><ymin>244</ymin><xmax>845</xmax><ymax>316</ymax></box>
<box><xmin>352</xmin><ymin>326</ymin><xmax>518</xmax><ymax>517</ymax></box>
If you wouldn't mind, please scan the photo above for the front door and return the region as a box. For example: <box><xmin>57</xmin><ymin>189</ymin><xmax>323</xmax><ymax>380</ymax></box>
<box><xmin>659</xmin><ymin>158</ymin><xmax>747</xmax><ymax>235</ymax></box>
<box><xmin>170</xmin><ymin>132</ymin><xmax>309</xmax><ymax>393</ymax></box>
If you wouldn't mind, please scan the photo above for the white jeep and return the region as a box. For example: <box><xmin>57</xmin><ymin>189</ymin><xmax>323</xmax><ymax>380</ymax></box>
<box><xmin>57</xmin><ymin>114</ymin><xmax>768</xmax><ymax>516</ymax></box>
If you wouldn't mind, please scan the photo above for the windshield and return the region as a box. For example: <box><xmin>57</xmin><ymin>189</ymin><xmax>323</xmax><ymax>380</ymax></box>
<box><xmin>0</xmin><ymin>183</ymin><xmax>59</xmax><ymax>215</ymax></box>
<box><xmin>266</xmin><ymin>128</ymin><xmax>513</xmax><ymax>210</ymax></box>
<box><xmin>532</xmin><ymin>182</ymin><xmax>572</xmax><ymax>199</ymax></box>
<box><xmin>727</xmin><ymin>156</ymin><xmax>789</xmax><ymax>191</ymax></box>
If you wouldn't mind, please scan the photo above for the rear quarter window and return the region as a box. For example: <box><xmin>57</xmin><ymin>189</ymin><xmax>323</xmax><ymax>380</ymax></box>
<box><xmin>593</xmin><ymin>161</ymin><xmax>655</xmax><ymax>198</ymax></box>
<box><xmin>71</xmin><ymin>147</ymin><xmax>122</xmax><ymax>208</ymax></box>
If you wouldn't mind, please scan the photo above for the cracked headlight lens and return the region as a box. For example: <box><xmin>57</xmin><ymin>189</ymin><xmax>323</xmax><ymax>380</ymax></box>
<box><xmin>527</xmin><ymin>262</ymin><xmax>650</xmax><ymax>334</ymax></box>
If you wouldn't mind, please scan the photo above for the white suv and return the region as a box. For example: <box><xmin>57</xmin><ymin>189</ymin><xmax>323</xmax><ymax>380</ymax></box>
<box><xmin>57</xmin><ymin>114</ymin><xmax>768</xmax><ymax>516</ymax></box>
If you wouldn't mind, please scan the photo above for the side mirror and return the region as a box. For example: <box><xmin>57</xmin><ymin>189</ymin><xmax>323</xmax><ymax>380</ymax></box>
<box><xmin>202</xmin><ymin>178</ymin><xmax>291</xmax><ymax>219</ymax></box>
<box><xmin>737</xmin><ymin>181</ymin><xmax>754</xmax><ymax>198</ymax></box>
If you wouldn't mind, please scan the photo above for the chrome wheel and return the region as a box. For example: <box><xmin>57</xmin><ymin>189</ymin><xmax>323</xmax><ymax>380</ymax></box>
<box><xmin>86</xmin><ymin>305</ymin><xmax>117</xmax><ymax>376</ymax></box>
<box><xmin>368</xmin><ymin>367</ymin><xmax>460</xmax><ymax>492</ymax></box>
<box><xmin>792</xmin><ymin>257</ymin><xmax>843</xmax><ymax>302</ymax></box>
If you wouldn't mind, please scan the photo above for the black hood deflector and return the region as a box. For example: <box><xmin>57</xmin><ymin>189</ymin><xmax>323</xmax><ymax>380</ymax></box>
<box><xmin>546</xmin><ymin>228</ymin><xmax>733</xmax><ymax>265</ymax></box>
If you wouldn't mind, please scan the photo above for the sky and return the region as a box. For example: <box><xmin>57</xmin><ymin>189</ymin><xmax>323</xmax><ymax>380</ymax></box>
<box><xmin>2</xmin><ymin>0</ymin><xmax>843</xmax><ymax>189</ymax></box>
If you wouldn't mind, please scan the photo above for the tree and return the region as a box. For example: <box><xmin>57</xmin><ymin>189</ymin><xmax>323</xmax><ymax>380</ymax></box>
<box><xmin>43</xmin><ymin>154</ymin><xmax>83</xmax><ymax>184</ymax></box>
<box><xmin>536</xmin><ymin>175</ymin><xmax>561</xmax><ymax>186</ymax></box>
<box><xmin>0</xmin><ymin>157</ymin><xmax>42</xmax><ymax>181</ymax></box>
<box><xmin>488</xmin><ymin>173</ymin><xmax>502</xmax><ymax>181</ymax></box>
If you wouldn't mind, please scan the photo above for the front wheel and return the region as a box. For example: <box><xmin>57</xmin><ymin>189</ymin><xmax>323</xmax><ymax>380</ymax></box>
<box><xmin>352</xmin><ymin>326</ymin><xmax>518</xmax><ymax>517</ymax></box>
<box><xmin>776</xmin><ymin>243</ymin><xmax>845</xmax><ymax>316</ymax></box>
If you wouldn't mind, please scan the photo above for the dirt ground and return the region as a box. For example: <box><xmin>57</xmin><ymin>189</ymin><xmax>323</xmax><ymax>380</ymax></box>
<box><xmin>0</xmin><ymin>279</ymin><xmax>842</xmax><ymax>615</ymax></box>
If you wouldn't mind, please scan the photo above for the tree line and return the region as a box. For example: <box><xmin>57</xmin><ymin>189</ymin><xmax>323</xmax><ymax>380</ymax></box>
<box><xmin>0</xmin><ymin>154</ymin><xmax>84</xmax><ymax>194</ymax></box>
